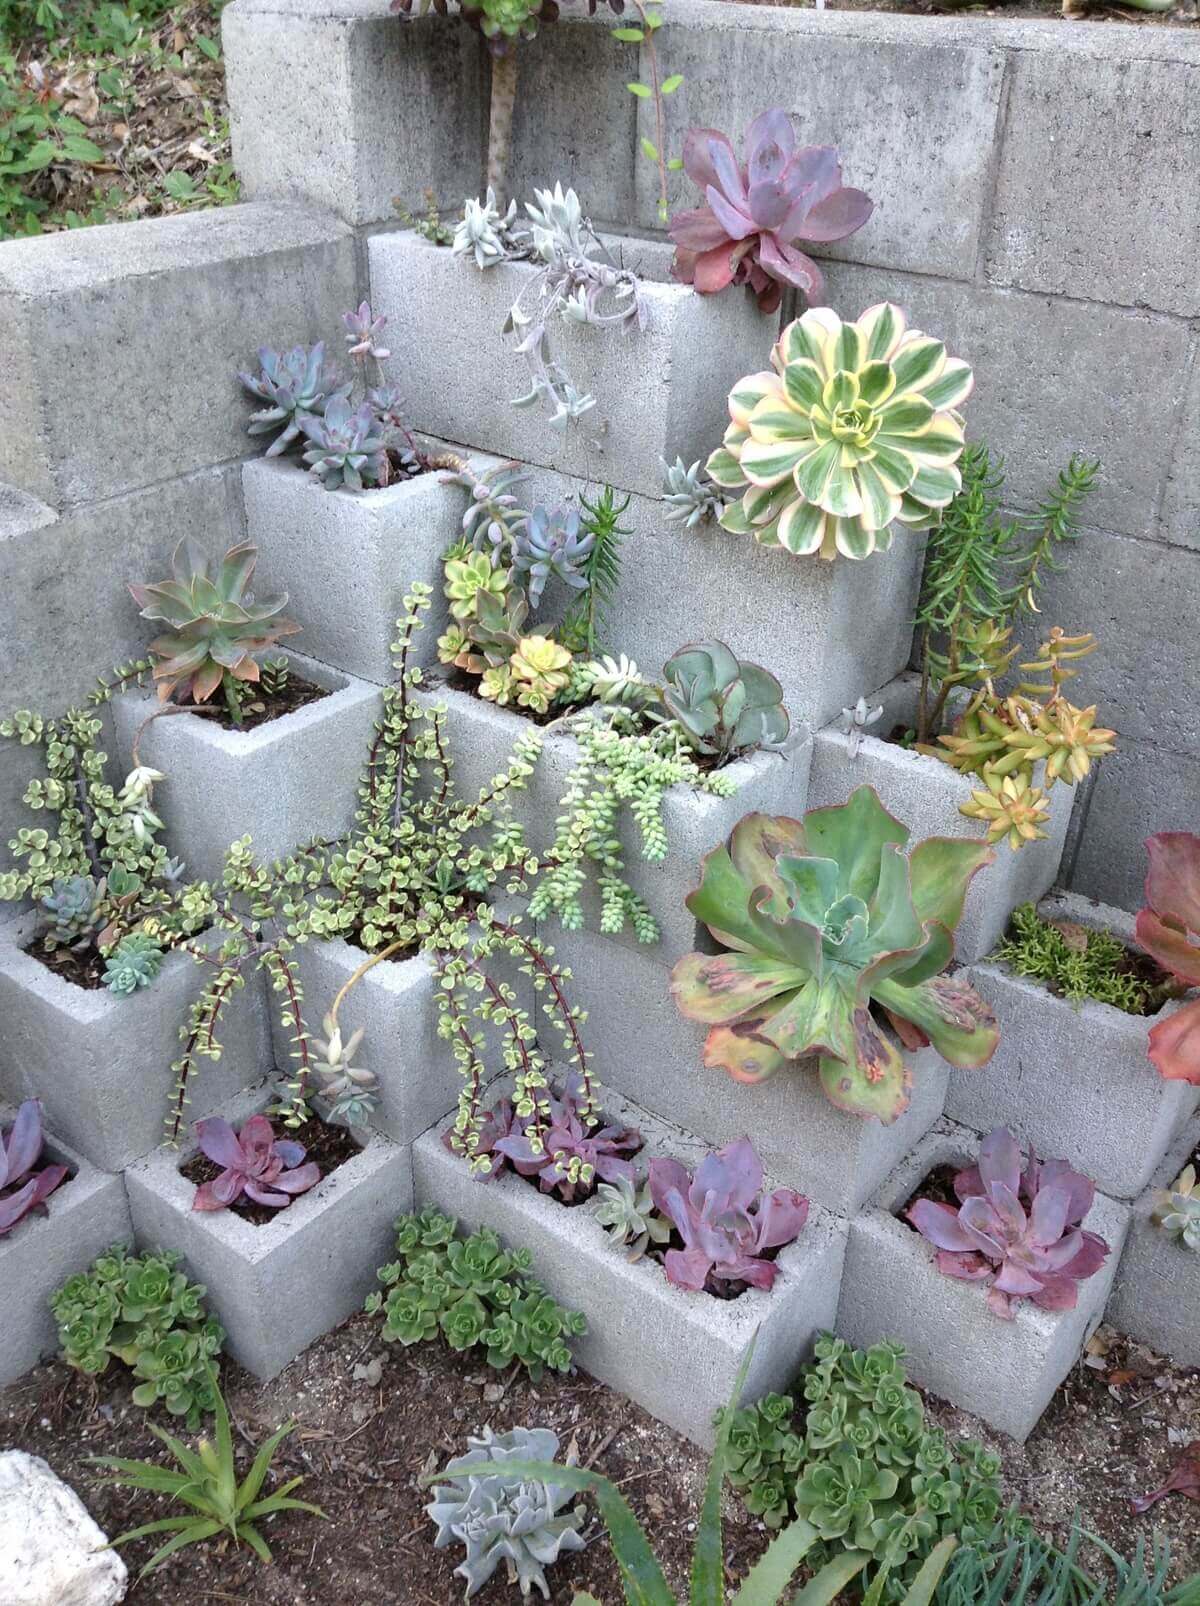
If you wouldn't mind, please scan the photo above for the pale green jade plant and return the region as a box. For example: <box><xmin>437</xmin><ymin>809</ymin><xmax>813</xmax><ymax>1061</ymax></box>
<box><xmin>671</xmin><ymin>786</ymin><xmax>1000</xmax><ymax>1122</ymax></box>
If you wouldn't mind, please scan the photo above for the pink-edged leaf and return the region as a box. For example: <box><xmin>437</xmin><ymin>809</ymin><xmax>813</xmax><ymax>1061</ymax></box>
<box><xmin>705</xmin><ymin>184</ymin><xmax>756</xmax><ymax>242</ymax></box>
<box><xmin>992</xmin><ymin>1260</ymin><xmax>1044</xmax><ymax>1297</ymax></box>
<box><xmin>1033</xmin><ymin>1158</ymin><xmax>1094</xmax><ymax>1225</ymax></box>
<box><xmin>663</xmin><ymin>1245</ymin><xmax>712</xmax><ymax>1292</ymax></box>
<box><xmin>0</xmin><ymin>1179</ymin><xmax>39</xmax><ymax>1235</ymax></box>
<box><xmin>692</xmin><ymin>244</ymin><xmax>739</xmax><ymax>295</ymax></box>
<box><xmin>272</xmin><ymin>1139</ymin><xmax>307</xmax><ymax>1168</ymax></box>
<box><xmin>977</xmin><ymin>1128</ymin><xmax>1022</xmax><ymax>1198</ymax></box>
<box><xmin>956</xmin><ymin>1197</ymin><xmax>1008</xmax><ymax>1260</ymax></box>
<box><xmin>192</xmin><ymin>1175</ymin><xmax>241</xmax><ymax>1211</ymax></box>
<box><xmin>1029</xmin><ymin>1275</ymin><xmax>1082</xmax><ymax>1312</ymax></box>
<box><xmin>668</xmin><ymin>204</ymin><xmax>731</xmax><ymax>253</ymax></box>
<box><xmin>753</xmin><ymin>1188</ymin><xmax>809</xmax><ymax>1251</ymax></box>
<box><xmin>1142</xmin><ymin>832</ymin><xmax>1200</xmax><ymax>939</ymax></box>
<box><xmin>692</xmin><ymin>1136</ymin><xmax>763</xmax><ymax>1214</ymax></box>
<box><xmin>1057</xmin><ymin>1229</ymin><xmax>1109</xmax><ymax>1282</ymax></box>
<box><xmin>986</xmin><ymin>1286</ymin><xmax>1016</xmax><ymax>1320</ymax></box>
<box><xmin>983</xmin><ymin>1180</ymin><xmax>1026</xmax><ymax>1239</ymax></box>
<box><xmin>721</xmin><ymin>1254</ymin><xmax>778</xmax><ymax>1291</ymax></box>
<box><xmin>952</xmin><ymin>1162</ymin><xmax>984</xmax><ymax>1201</ymax></box>
<box><xmin>934</xmin><ymin>1248</ymin><xmax>992</xmax><ymax>1282</ymax></box>
<box><xmin>243</xmin><ymin>1181</ymin><xmax>292</xmax><ymax>1208</ymax></box>
<box><xmin>757</xmin><ymin>234</ymin><xmax>822</xmax><ymax>295</ymax></box>
<box><xmin>795</xmin><ymin>186</ymin><xmax>874</xmax><ymax>244</ymax></box>
<box><xmin>1147</xmin><ymin>997</ymin><xmax>1200</xmax><ymax>1085</ymax></box>
<box><xmin>270</xmin><ymin>1162</ymin><xmax>320</xmax><ymax>1196</ymax></box>
<box><xmin>3</xmin><ymin>1100</ymin><xmax>45</xmax><ymax>1184</ymax></box>
<box><xmin>647</xmin><ymin>1156</ymin><xmax>692</xmax><ymax>1219</ymax></box>
<box><xmin>702</xmin><ymin>1018</ymin><xmax>788</xmax><ymax>1085</ymax></box>
<box><xmin>1027</xmin><ymin>1180</ymin><xmax>1074</xmax><ymax>1247</ymax></box>
<box><xmin>707</xmin><ymin>138</ymin><xmax>748</xmax><ymax>208</ymax></box>
<box><xmin>27</xmin><ymin>1164</ymin><xmax>68</xmax><ymax>1209</ymax></box>
<box><xmin>746</xmin><ymin>178</ymin><xmax>790</xmax><ymax>231</ymax></box>
<box><xmin>194</xmin><ymin>1117</ymin><xmax>245</xmax><ymax>1171</ymax></box>
<box><xmin>745</xmin><ymin>108</ymin><xmax>794</xmax><ymax>182</ymax></box>
<box><xmin>1136</xmin><ymin>908</ymin><xmax>1200</xmax><ymax>988</ymax></box>
<box><xmin>783</xmin><ymin>145</ymin><xmax>841</xmax><ymax>203</ymax></box>
<box><xmin>682</xmin><ymin>127</ymin><xmax>740</xmax><ymax>194</ymax></box>
<box><xmin>907</xmin><ymin>1199</ymin><xmax>978</xmax><ymax>1254</ymax></box>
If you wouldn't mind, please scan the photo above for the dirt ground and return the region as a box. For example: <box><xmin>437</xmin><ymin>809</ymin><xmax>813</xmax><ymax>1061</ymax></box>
<box><xmin>2</xmin><ymin>1314</ymin><xmax>1197</xmax><ymax>1604</ymax></box>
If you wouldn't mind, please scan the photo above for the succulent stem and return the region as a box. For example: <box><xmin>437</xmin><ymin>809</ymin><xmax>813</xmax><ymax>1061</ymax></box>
<box><xmin>487</xmin><ymin>51</ymin><xmax>519</xmax><ymax>205</ymax></box>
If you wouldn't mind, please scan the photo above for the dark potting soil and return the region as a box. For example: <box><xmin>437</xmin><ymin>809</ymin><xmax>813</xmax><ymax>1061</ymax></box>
<box><xmin>180</xmin><ymin>1117</ymin><xmax>360</xmax><ymax>1226</ymax></box>
<box><xmin>898</xmin><ymin>1162</ymin><xmax>966</xmax><ymax>1222</ymax></box>
<box><xmin>27</xmin><ymin>940</ymin><xmax>108</xmax><ymax>990</ymax></box>
<box><xmin>208</xmin><ymin>673</ymin><xmax>329</xmax><ymax>733</ymax></box>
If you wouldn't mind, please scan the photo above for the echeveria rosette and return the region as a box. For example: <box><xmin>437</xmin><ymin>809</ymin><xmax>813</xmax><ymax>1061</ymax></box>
<box><xmin>668</xmin><ymin>110</ymin><xmax>873</xmax><ymax>315</ymax></box>
<box><xmin>0</xmin><ymin>1099</ymin><xmax>68</xmax><ymax>1237</ymax></box>
<box><xmin>1135</xmin><ymin>831</ymin><xmax>1200</xmax><ymax>1085</ymax></box>
<box><xmin>670</xmin><ymin>787</ymin><xmax>999</xmax><ymax>1123</ymax></box>
<box><xmin>190</xmin><ymin>1113</ymin><xmax>321</xmax><ymax>1212</ymax></box>
<box><xmin>907</xmin><ymin>1128</ymin><xmax>1109</xmax><ymax>1321</ymax></box>
<box><xmin>706</xmin><ymin>303</ymin><xmax>974</xmax><ymax>561</ymax></box>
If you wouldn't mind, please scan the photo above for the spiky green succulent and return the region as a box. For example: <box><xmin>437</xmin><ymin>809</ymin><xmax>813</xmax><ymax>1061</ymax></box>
<box><xmin>670</xmin><ymin>787</ymin><xmax>999</xmax><ymax>1121</ymax></box>
<box><xmin>660</xmin><ymin>640</ymin><xmax>789</xmax><ymax>762</ymax></box>
<box><xmin>1152</xmin><ymin>1165</ymin><xmax>1200</xmax><ymax>1251</ymax></box>
<box><xmin>706</xmin><ymin>303</ymin><xmax>973</xmax><ymax>561</ymax></box>
<box><xmin>103</xmin><ymin>931</ymin><xmax>164</xmax><ymax>996</ymax></box>
<box><xmin>593</xmin><ymin>1174</ymin><xmax>671</xmax><ymax>1261</ymax></box>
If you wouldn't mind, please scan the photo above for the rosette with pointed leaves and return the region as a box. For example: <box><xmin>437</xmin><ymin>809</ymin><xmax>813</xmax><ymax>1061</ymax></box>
<box><xmin>511</xmin><ymin>504</ymin><xmax>595</xmax><ymax>607</ymax></box>
<box><xmin>130</xmin><ymin>538</ymin><xmax>300</xmax><ymax>707</ymax></box>
<box><xmin>0</xmin><ymin>1099</ymin><xmax>68</xmax><ymax>1237</ymax></box>
<box><xmin>1152</xmin><ymin>1165</ymin><xmax>1200</xmax><ymax>1251</ymax></box>
<box><xmin>40</xmin><ymin>873</ymin><xmax>105</xmax><ymax>949</ymax></box>
<box><xmin>299</xmin><ymin>397</ymin><xmax>389</xmax><ymax>491</ymax></box>
<box><xmin>670</xmin><ymin>787</ymin><xmax>999</xmax><ymax>1122</ymax></box>
<box><xmin>237</xmin><ymin>342</ymin><xmax>350</xmax><ymax>456</ymax></box>
<box><xmin>907</xmin><ymin>1128</ymin><xmax>1109</xmax><ymax>1320</ymax></box>
<box><xmin>669</xmin><ymin>111</ymin><xmax>873</xmax><ymax>314</ymax></box>
<box><xmin>102</xmin><ymin>932</ymin><xmax>164</xmax><ymax>995</ymax></box>
<box><xmin>1136</xmin><ymin>832</ymin><xmax>1200</xmax><ymax>1085</ymax></box>
<box><xmin>707</xmin><ymin>303</ymin><xmax>973</xmax><ymax>561</ymax></box>
<box><xmin>510</xmin><ymin>635</ymin><xmax>572</xmax><ymax>713</ymax></box>
<box><xmin>190</xmin><ymin>1113</ymin><xmax>320</xmax><ymax>1212</ymax></box>
<box><xmin>593</xmin><ymin>1175</ymin><xmax>671</xmax><ymax>1261</ymax></box>
<box><xmin>453</xmin><ymin>187</ymin><xmax>524</xmax><ymax>268</ymax></box>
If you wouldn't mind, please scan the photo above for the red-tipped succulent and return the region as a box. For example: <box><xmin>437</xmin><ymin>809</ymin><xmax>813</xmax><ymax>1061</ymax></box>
<box><xmin>907</xmin><ymin>1128</ymin><xmax>1109</xmax><ymax>1321</ymax></box>
<box><xmin>1135</xmin><ymin>831</ymin><xmax>1200</xmax><ymax>1086</ymax></box>
<box><xmin>191</xmin><ymin>1114</ymin><xmax>321</xmax><ymax>1213</ymax></box>
<box><xmin>668</xmin><ymin>110</ymin><xmax>873</xmax><ymax>314</ymax></box>
<box><xmin>647</xmin><ymin>1136</ymin><xmax>808</xmax><ymax>1295</ymax></box>
<box><xmin>0</xmin><ymin>1100</ymin><xmax>68</xmax><ymax>1237</ymax></box>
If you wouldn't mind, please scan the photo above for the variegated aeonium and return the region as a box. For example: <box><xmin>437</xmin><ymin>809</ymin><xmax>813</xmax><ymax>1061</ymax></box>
<box><xmin>670</xmin><ymin>786</ymin><xmax>999</xmax><ymax>1122</ymax></box>
<box><xmin>706</xmin><ymin>303</ymin><xmax>973</xmax><ymax>561</ymax></box>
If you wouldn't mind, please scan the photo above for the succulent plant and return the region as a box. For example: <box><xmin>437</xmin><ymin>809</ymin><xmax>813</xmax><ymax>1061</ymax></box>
<box><xmin>1152</xmin><ymin>1164</ymin><xmax>1200</xmax><ymax>1251</ymax></box>
<box><xmin>660</xmin><ymin>640</ymin><xmax>790</xmax><ymax>761</ymax></box>
<box><xmin>957</xmin><ymin>770</ymin><xmax>1053</xmax><ymax>852</ymax></box>
<box><xmin>662</xmin><ymin>455</ymin><xmax>724</xmax><ymax>530</ymax></box>
<box><xmin>453</xmin><ymin>187</ymin><xmax>524</xmax><ymax>268</ymax></box>
<box><xmin>647</xmin><ymin>1136</ymin><xmax>808</xmax><ymax>1294</ymax></box>
<box><xmin>1136</xmin><ymin>832</ymin><xmax>1200</xmax><ymax>1085</ymax></box>
<box><xmin>342</xmin><ymin>299</ymin><xmax>391</xmax><ymax>362</ymax></box>
<box><xmin>309</xmin><ymin>1012</ymin><xmax>379</xmax><ymax>1128</ymax></box>
<box><xmin>40</xmin><ymin>873</ymin><xmax>105</xmax><ymax>949</ymax></box>
<box><xmin>445</xmin><ymin>549</ymin><xmax>512</xmax><ymax>621</ymax></box>
<box><xmin>426</xmin><ymin>1426</ymin><xmax>586</xmax><ymax>1599</ymax></box>
<box><xmin>510</xmin><ymin>635</ymin><xmax>573</xmax><ymax>713</ymax></box>
<box><xmin>130</xmin><ymin>537</ymin><xmax>300</xmax><ymax>709</ymax></box>
<box><xmin>480</xmin><ymin>665</ymin><xmax>518</xmax><ymax>706</ymax></box>
<box><xmin>511</xmin><ymin>504</ymin><xmax>595</xmax><ymax>607</ymax></box>
<box><xmin>103</xmin><ymin>932</ymin><xmax>164</xmax><ymax>995</ymax></box>
<box><xmin>442</xmin><ymin>459</ymin><xmax>531</xmax><ymax>556</ymax></box>
<box><xmin>238</xmin><ymin>342</ymin><xmax>350</xmax><ymax>456</ymax></box>
<box><xmin>484</xmin><ymin>1072</ymin><xmax>641</xmax><ymax>1203</ymax></box>
<box><xmin>670</xmin><ymin>788</ymin><xmax>999</xmax><ymax>1122</ymax></box>
<box><xmin>0</xmin><ymin>1099</ymin><xmax>68</xmax><ymax>1237</ymax></box>
<box><xmin>575</xmin><ymin>652</ymin><xmax>652</xmax><ymax>709</ymax></box>
<box><xmin>466</xmin><ymin>589</ymin><xmax>531</xmax><ymax>672</ymax></box>
<box><xmin>190</xmin><ymin>1113</ymin><xmax>321</xmax><ymax>1212</ymax></box>
<box><xmin>837</xmin><ymin>696</ymin><xmax>885</xmax><ymax>760</ymax></box>
<box><xmin>907</xmin><ymin>1128</ymin><xmax>1110</xmax><ymax>1320</ymax></box>
<box><xmin>299</xmin><ymin>397</ymin><xmax>389</xmax><ymax>491</ymax></box>
<box><xmin>669</xmin><ymin>111</ymin><xmax>873</xmax><ymax>314</ymax></box>
<box><xmin>706</xmin><ymin>303</ymin><xmax>973</xmax><ymax>561</ymax></box>
<box><xmin>593</xmin><ymin>1175</ymin><xmax>671</xmax><ymax>1261</ymax></box>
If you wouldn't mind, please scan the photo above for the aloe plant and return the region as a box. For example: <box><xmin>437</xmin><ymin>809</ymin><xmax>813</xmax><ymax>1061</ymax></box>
<box><xmin>670</xmin><ymin>787</ymin><xmax>999</xmax><ymax>1122</ymax></box>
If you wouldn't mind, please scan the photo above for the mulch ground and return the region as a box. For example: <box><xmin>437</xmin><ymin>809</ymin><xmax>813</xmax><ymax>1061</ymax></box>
<box><xmin>2</xmin><ymin>1315</ymin><xmax>1196</xmax><ymax>1603</ymax></box>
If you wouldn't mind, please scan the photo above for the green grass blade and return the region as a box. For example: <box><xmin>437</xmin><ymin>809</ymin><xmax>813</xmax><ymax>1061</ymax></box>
<box><xmin>137</xmin><ymin>1518</ymin><xmax>224</xmax><ymax>1578</ymax></box>
<box><xmin>239</xmin><ymin>1520</ymin><xmax>273</xmax><ymax>1565</ymax></box>
<box><xmin>729</xmin><ymin>1517</ymin><xmax>819</xmax><ymax>1604</ymax></box>
<box><xmin>241</xmin><ymin>1495</ymin><xmax>327</xmax><ymax>1521</ymax></box>
<box><xmin>107</xmin><ymin>1516</ymin><xmax>200</xmax><ymax>1546</ymax></box>
<box><xmin>86</xmin><ymin>1458</ymin><xmax>190</xmax><ymax>1495</ymax></box>
<box><xmin>693</xmin><ymin>1333</ymin><xmax>758</xmax><ymax>1606</ymax></box>
<box><xmin>145</xmin><ymin>1420</ymin><xmax>207</xmax><ymax>1483</ymax></box>
<box><xmin>899</xmin><ymin>1537</ymin><xmax>958</xmax><ymax>1606</ymax></box>
<box><xmin>236</xmin><ymin>1420</ymin><xmax>297</xmax><ymax>1513</ymax></box>
<box><xmin>789</xmin><ymin>1551</ymin><xmax>870</xmax><ymax>1605</ymax></box>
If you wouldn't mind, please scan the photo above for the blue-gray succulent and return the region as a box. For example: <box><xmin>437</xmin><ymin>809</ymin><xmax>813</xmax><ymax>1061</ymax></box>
<box><xmin>238</xmin><ymin>343</ymin><xmax>350</xmax><ymax>456</ymax></box>
<box><xmin>512</xmin><ymin>505</ymin><xmax>594</xmax><ymax>607</ymax></box>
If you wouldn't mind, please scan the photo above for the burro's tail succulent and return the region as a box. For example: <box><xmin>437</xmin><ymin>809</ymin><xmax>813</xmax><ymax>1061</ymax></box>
<box><xmin>670</xmin><ymin>786</ymin><xmax>999</xmax><ymax>1122</ymax></box>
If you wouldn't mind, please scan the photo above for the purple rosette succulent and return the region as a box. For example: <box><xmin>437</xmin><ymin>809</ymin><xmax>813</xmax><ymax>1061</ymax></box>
<box><xmin>191</xmin><ymin>1114</ymin><xmax>321</xmax><ymax>1213</ymax></box>
<box><xmin>907</xmin><ymin>1127</ymin><xmax>1110</xmax><ymax>1320</ymax></box>
<box><xmin>648</xmin><ymin>1135</ymin><xmax>809</xmax><ymax>1294</ymax></box>
<box><xmin>460</xmin><ymin>1075</ymin><xmax>641</xmax><ymax>1203</ymax></box>
<box><xmin>0</xmin><ymin>1100</ymin><xmax>68</xmax><ymax>1237</ymax></box>
<box><xmin>668</xmin><ymin>109</ymin><xmax>873</xmax><ymax>314</ymax></box>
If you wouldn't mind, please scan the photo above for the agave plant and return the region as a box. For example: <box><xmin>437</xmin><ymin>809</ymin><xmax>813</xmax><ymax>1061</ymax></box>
<box><xmin>299</xmin><ymin>397</ymin><xmax>389</xmax><ymax>491</ymax></box>
<box><xmin>237</xmin><ymin>342</ymin><xmax>350</xmax><ymax>456</ymax></box>
<box><xmin>659</xmin><ymin>640</ymin><xmax>789</xmax><ymax>761</ymax></box>
<box><xmin>1135</xmin><ymin>832</ymin><xmax>1200</xmax><ymax>1085</ymax></box>
<box><xmin>907</xmin><ymin>1128</ymin><xmax>1109</xmax><ymax>1319</ymax></box>
<box><xmin>706</xmin><ymin>303</ymin><xmax>973</xmax><ymax>561</ymax></box>
<box><xmin>0</xmin><ymin>1100</ymin><xmax>68</xmax><ymax>1237</ymax></box>
<box><xmin>669</xmin><ymin>111</ymin><xmax>873</xmax><ymax>314</ymax></box>
<box><xmin>130</xmin><ymin>538</ymin><xmax>300</xmax><ymax>711</ymax></box>
<box><xmin>648</xmin><ymin>1136</ymin><xmax>808</xmax><ymax>1293</ymax></box>
<box><xmin>1152</xmin><ymin>1165</ymin><xmax>1200</xmax><ymax>1251</ymax></box>
<box><xmin>670</xmin><ymin>787</ymin><xmax>999</xmax><ymax>1122</ymax></box>
<box><xmin>511</xmin><ymin>504</ymin><xmax>595</xmax><ymax>607</ymax></box>
<box><xmin>190</xmin><ymin>1114</ymin><xmax>321</xmax><ymax>1213</ymax></box>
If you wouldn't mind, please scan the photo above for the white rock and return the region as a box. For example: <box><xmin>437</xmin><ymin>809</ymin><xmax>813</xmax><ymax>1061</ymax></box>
<box><xmin>0</xmin><ymin>1451</ymin><xmax>127</xmax><ymax>1606</ymax></box>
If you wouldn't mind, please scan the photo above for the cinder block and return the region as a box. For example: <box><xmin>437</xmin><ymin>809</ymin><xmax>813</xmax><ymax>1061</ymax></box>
<box><xmin>1068</xmin><ymin>736</ymin><xmax>1200</xmax><ymax>915</ymax></box>
<box><xmin>417</xmin><ymin>680</ymin><xmax>811</xmax><ymax>957</ymax></box>
<box><xmin>538</xmin><ymin>924</ymin><xmax>950</xmax><ymax>1216</ymax></box>
<box><xmin>1162</xmin><ymin>347</ymin><xmax>1199</xmax><ymax>551</ymax></box>
<box><xmin>631</xmin><ymin>0</ymin><xmax>1005</xmax><ymax>282</ymax></box>
<box><xmin>807</xmin><ymin>675</ymin><xmax>1073</xmax><ymax>964</ymax></box>
<box><xmin>124</xmin><ymin>1084</ymin><xmax>412</xmax><ymax>1380</ymax></box>
<box><xmin>367</xmin><ymin>231</ymin><xmax>770</xmax><ymax>499</ymax></box>
<box><xmin>820</xmin><ymin>262</ymin><xmax>1192</xmax><ymax>542</ymax></box>
<box><xmin>241</xmin><ymin>455</ymin><xmax>471</xmax><ymax>685</ymax></box>
<box><xmin>110</xmin><ymin>652</ymin><xmax>383</xmax><ymax>885</ymax></box>
<box><xmin>0</xmin><ymin>1118</ymin><xmax>132</xmax><ymax>1384</ymax></box>
<box><xmin>414</xmin><ymin>1077</ymin><xmax>847</xmax><ymax>1446</ymax></box>
<box><xmin>837</xmin><ymin>1121</ymin><xmax>1130</xmax><ymax>1442</ymax></box>
<box><xmin>273</xmin><ymin>926</ymin><xmax>532</xmax><ymax>1145</ymax></box>
<box><xmin>984</xmin><ymin>34</ymin><xmax>1200</xmax><ymax>317</ymax></box>
<box><xmin>1107</xmin><ymin>1117</ymin><xmax>1200</xmax><ymax>1368</ymax></box>
<box><xmin>950</xmin><ymin>893</ymin><xmax>1200</xmax><ymax>1199</ymax></box>
<box><xmin>222</xmin><ymin>2</ymin><xmax>485</xmax><ymax>225</ymax></box>
<box><xmin>0</xmin><ymin>914</ymin><xmax>271</xmax><ymax>1173</ymax></box>
<box><xmin>0</xmin><ymin>201</ymin><xmax>356</xmax><ymax>509</ymax></box>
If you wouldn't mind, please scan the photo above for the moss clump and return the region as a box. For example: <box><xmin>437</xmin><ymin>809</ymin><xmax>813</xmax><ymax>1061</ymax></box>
<box><xmin>994</xmin><ymin>903</ymin><xmax>1169</xmax><ymax>1014</ymax></box>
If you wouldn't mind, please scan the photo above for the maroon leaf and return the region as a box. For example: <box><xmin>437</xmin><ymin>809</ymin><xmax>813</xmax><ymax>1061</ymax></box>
<box><xmin>1131</xmin><ymin>1442</ymin><xmax>1200</xmax><ymax>1514</ymax></box>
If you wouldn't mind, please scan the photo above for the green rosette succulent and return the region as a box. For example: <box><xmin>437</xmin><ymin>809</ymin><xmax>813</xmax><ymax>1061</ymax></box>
<box><xmin>796</xmin><ymin>1443</ymin><xmax>900</xmax><ymax>1545</ymax></box>
<box><xmin>706</xmin><ymin>302</ymin><xmax>973</xmax><ymax>561</ymax></box>
<box><xmin>670</xmin><ymin>786</ymin><xmax>999</xmax><ymax>1121</ymax></box>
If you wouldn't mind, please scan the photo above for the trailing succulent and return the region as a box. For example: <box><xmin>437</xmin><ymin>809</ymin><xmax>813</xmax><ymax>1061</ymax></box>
<box><xmin>190</xmin><ymin>1113</ymin><xmax>321</xmax><ymax>1213</ymax></box>
<box><xmin>671</xmin><ymin>786</ymin><xmax>999</xmax><ymax>1122</ymax></box>
<box><xmin>669</xmin><ymin>110</ymin><xmax>873</xmax><ymax>313</ymax></box>
<box><xmin>426</xmin><ymin>1426</ymin><xmax>586</xmax><ymax>1600</ymax></box>
<box><xmin>706</xmin><ymin>302</ymin><xmax>973</xmax><ymax>561</ymax></box>
<box><xmin>907</xmin><ymin>1128</ymin><xmax>1110</xmax><ymax>1319</ymax></box>
<box><xmin>0</xmin><ymin>1099</ymin><xmax>68</xmax><ymax>1237</ymax></box>
<box><xmin>365</xmin><ymin>1209</ymin><xmax>586</xmax><ymax>1379</ymax></box>
<box><xmin>53</xmin><ymin>1246</ymin><xmax>225</xmax><ymax>1430</ymax></box>
<box><xmin>1152</xmin><ymin>1164</ymin><xmax>1200</xmax><ymax>1251</ymax></box>
<box><xmin>721</xmin><ymin>1335</ymin><xmax>1018</xmax><ymax>1593</ymax></box>
<box><xmin>648</xmin><ymin>1136</ymin><xmax>808</xmax><ymax>1294</ymax></box>
<box><xmin>1136</xmin><ymin>831</ymin><xmax>1200</xmax><ymax>1086</ymax></box>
